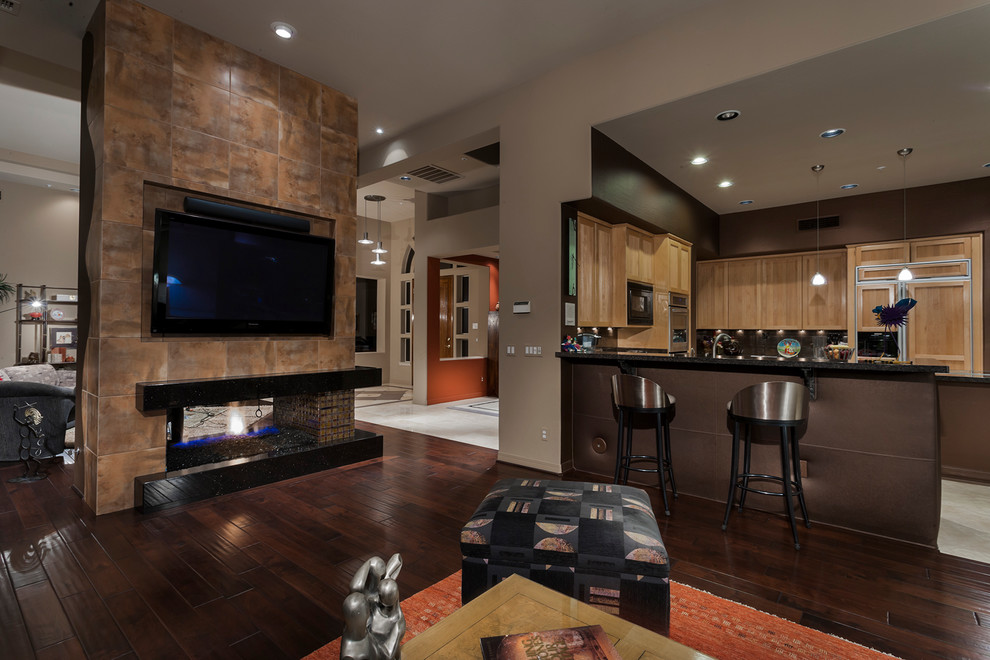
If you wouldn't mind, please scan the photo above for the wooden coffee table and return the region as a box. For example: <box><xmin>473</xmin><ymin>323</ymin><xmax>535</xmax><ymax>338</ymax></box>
<box><xmin>401</xmin><ymin>574</ymin><xmax>712</xmax><ymax>659</ymax></box>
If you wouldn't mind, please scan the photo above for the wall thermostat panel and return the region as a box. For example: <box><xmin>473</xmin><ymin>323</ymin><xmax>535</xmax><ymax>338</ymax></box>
<box><xmin>512</xmin><ymin>301</ymin><xmax>531</xmax><ymax>314</ymax></box>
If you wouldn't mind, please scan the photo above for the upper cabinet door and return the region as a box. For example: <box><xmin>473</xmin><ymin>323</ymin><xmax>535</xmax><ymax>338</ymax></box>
<box><xmin>856</xmin><ymin>283</ymin><xmax>896</xmax><ymax>332</ymax></box>
<box><xmin>910</xmin><ymin>235</ymin><xmax>972</xmax><ymax>262</ymax></box>
<box><xmin>854</xmin><ymin>242</ymin><xmax>910</xmax><ymax>267</ymax></box>
<box><xmin>761</xmin><ymin>255</ymin><xmax>804</xmax><ymax>329</ymax></box>
<box><xmin>802</xmin><ymin>251</ymin><xmax>847</xmax><ymax>329</ymax></box>
<box><xmin>726</xmin><ymin>259</ymin><xmax>761</xmax><ymax>329</ymax></box>
<box><xmin>577</xmin><ymin>214</ymin><xmax>614</xmax><ymax>327</ymax></box>
<box><xmin>695</xmin><ymin>261</ymin><xmax>727</xmax><ymax>329</ymax></box>
<box><xmin>668</xmin><ymin>239</ymin><xmax>692</xmax><ymax>294</ymax></box>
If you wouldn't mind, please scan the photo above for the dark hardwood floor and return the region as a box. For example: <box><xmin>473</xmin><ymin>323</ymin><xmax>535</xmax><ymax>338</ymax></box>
<box><xmin>1</xmin><ymin>421</ymin><xmax>988</xmax><ymax>659</ymax></box>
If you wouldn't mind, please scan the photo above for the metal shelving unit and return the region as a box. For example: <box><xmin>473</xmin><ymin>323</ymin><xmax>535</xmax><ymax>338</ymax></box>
<box><xmin>14</xmin><ymin>284</ymin><xmax>79</xmax><ymax>366</ymax></box>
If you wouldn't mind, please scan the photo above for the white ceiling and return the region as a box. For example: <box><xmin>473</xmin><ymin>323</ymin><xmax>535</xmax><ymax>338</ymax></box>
<box><xmin>1</xmin><ymin>1</ymin><xmax>988</xmax><ymax>218</ymax></box>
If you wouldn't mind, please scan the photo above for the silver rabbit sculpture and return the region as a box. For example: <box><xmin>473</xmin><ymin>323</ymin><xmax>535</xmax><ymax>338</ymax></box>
<box><xmin>341</xmin><ymin>553</ymin><xmax>406</xmax><ymax>660</ymax></box>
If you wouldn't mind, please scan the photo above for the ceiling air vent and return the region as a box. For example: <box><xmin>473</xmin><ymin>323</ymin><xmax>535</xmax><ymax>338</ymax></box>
<box><xmin>408</xmin><ymin>164</ymin><xmax>463</xmax><ymax>184</ymax></box>
<box><xmin>0</xmin><ymin>0</ymin><xmax>22</xmax><ymax>15</ymax></box>
<box><xmin>797</xmin><ymin>215</ymin><xmax>839</xmax><ymax>231</ymax></box>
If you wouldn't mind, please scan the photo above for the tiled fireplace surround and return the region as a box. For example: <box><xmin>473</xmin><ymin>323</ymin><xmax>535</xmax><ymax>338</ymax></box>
<box><xmin>79</xmin><ymin>0</ymin><xmax>360</xmax><ymax>514</ymax></box>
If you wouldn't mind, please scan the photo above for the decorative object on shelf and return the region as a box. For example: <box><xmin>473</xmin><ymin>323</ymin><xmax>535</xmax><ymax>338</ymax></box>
<box><xmin>49</xmin><ymin>327</ymin><xmax>78</xmax><ymax>348</ymax></box>
<box><xmin>810</xmin><ymin>164</ymin><xmax>827</xmax><ymax>286</ymax></box>
<box><xmin>342</xmin><ymin>553</ymin><xmax>405</xmax><ymax>660</ymax></box>
<box><xmin>872</xmin><ymin>297</ymin><xmax>917</xmax><ymax>359</ymax></box>
<box><xmin>896</xmin><ymin>148</ymin><xmax>914</xmax><ymax>282</ymax></box>
<box><xmin>777</xmin><ymin>338</ymin><xmax>801</xmax><ymax>358</ymax></box>
<box><xmin>49</xmin><ymin>308</ymin><xmax>65</xmax><ymax>321</ymax></box>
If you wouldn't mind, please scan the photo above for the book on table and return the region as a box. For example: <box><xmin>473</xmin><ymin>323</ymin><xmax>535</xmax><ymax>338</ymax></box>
<box><xmin>479</xmin><ymin>624</ymin><xmax>621</xmax><ymax>660</ymax></box>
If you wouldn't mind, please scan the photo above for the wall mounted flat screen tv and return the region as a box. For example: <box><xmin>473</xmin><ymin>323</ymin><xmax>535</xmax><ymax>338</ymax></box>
<box><xmin>151</xmin><ymin>209</ymin><xmax>335</xmax><ymax>335</ymax></box>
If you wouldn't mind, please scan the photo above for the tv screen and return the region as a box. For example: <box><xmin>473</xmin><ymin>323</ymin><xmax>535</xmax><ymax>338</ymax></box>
<box><xmin>151</xmin><ymin>209</ymin><xmax>335</xmax><ymax>335</ymax></box>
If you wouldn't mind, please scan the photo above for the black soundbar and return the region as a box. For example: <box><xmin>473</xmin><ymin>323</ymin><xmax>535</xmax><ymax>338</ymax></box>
<box><xmin>183</xmin><ymin>197</ymin><xmax>311</xmax><ymax>233</ymax></box>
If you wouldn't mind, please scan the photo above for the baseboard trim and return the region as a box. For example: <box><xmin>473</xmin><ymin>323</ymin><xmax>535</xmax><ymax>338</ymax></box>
<box><xmin>496</xmin><ymin>451</ymin><xmax>562</xmax><ymax>475</ymax></box>
<box><xmin>942</xmin><ymin>466</ymin><xmax>990</xmax><ymax>485</ymax></box>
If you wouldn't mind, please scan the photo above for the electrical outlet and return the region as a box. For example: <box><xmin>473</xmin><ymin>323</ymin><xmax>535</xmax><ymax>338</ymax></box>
<box><xmin>800</xmin><ymin>459</ymin><xmax>808</xmax><ymax>478</ymax></box>
<box><xmin>541</xmin><ymin>428</ymin><xmax>548</xmax><ymax>441</ymax></box>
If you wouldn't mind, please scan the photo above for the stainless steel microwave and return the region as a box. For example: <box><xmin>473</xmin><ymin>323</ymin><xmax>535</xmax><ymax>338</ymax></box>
<box><xmin>627</xmin><ymin>282</ymin><xmax>654</xmax><ymax>325</ymax></box>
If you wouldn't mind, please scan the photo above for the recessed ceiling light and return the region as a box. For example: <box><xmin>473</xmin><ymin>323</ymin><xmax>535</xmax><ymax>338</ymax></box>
<box><xmin>271</xmin><ymin>22</ymin><xmax>295</xmax><ymax>39</ymax></box>
<box><xmin>983</xmin><ymin>162</ymin><xmax>990</xmax><ymax>168</ymax></box>
<box><xmin>400</xmin><ymin>175</ymin><xmax>411</xmax><ymax>181</ymax></box>
<box><xmin>739</xmin><ymin>200</ymin><xmax>754</xmax><ymax>205</ymax></box>
<box><xmin>718</xmin><ymin>180</ymin><xmax>733</xmax><ymax>188</ymax></box>
<box><xmin>840</xmin><ymin>183</ymin><xmax>858</xmax><ymax>189</ymax></box>
<box><xmin>715</xmin><ymin>110</ymin><xmax>740</xmax><ymax>122</ymax></box>
<box><xmin>691</xmin><ymin>156</ymin><xmax>708</xmax><ymax>165</ymax></box>
<box><xmin>820</xmin><ymin>128</ymin><xmax>845</xmax><ymax>138</ymax></box>
<box><xmin>69</xmin><ymin>187</ymin><xmax>80</xmax><ymax>193</ymax></box>
<box><xmin>876</xmin><ymin>165</ymin><xmax>886</xmax><ymax>170</ymax></box>
<box><xmin>375</xmin><ymin>127</ymin><xmax>384</xmax><ymax>135</ymax></box>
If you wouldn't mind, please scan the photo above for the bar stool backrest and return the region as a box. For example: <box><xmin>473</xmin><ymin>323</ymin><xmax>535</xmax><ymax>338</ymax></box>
<box><xmin>611</xmin><ymin>374</ymin><xmax>672</xmax><ymax>411</ymax></box>
<box><xmin>729</xmin><ymin>381</ymin><xmax>809</xmax><ymax>425</ymax></box>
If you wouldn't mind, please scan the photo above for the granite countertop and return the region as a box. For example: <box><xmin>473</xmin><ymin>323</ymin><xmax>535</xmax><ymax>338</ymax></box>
<box><xmin>935</xmin><ymin>372</ymin><xmax>990</xmax><ymax>384</ymax></box>
<box><xmin>556</xmin><ymin>350</ymin><xmax>949</xmax><ymax>374</ymax></box>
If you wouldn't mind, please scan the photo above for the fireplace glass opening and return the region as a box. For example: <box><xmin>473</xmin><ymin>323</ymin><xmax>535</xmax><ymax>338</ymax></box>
<box><xmin>165</xmin><ymin>399</ymin><xmax>319</xmax><ymax>472</ymax></box>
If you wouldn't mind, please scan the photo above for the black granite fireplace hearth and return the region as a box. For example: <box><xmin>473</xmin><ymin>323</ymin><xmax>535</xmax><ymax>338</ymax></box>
<box><xmin>134</xmin><ymin>367</ymin><xmax>383</xmax><ymax>512</ymax></box>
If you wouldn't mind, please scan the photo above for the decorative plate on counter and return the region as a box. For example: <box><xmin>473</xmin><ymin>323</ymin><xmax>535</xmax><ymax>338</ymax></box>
<box><xmin>777</xmin><ymin>338</ymin><xmax>801</xmax><ymax>358</ymax></box>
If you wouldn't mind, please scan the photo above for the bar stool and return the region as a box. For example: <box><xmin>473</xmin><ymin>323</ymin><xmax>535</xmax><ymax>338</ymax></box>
<box><xmin>721</xmin><ymin>380</ymin><xmax>811</xmax><ymax>549</ymax></box>
<box><xmin>611</xmin><ymin>374</ymin><xmax>677</xmax><ymax>515</ymax></box>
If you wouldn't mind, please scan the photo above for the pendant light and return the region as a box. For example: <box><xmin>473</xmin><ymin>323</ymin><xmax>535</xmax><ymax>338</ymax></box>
<box><xmin>810</xmin><ymin>164</ymin><xmax>826</xmax><ymax>286</ymax></box>
<box><xmin>367</xmin><ymin>194</ymin><xmax>387</xmax><ymax>265</ymax></box>
<box><xmin>896</xmin><ymin>148</ymin><xmax>914</xmax><ymax>282</ymax></box>
<box><xmin>358</xmin><ymin>195</ymin><xmax>375</xmax><ymax>245</ymax></box>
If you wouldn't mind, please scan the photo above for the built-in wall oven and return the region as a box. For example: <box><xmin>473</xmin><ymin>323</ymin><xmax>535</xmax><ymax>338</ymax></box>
<box><xmin>668</xmin><ymin>293</ymin><xmax>689</xmax><ymax>353</ymax></box>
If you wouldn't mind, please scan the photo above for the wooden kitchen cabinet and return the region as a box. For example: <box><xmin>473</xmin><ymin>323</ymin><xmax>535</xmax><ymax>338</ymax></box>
<box><xmin>727</xmin><ymin>259</ymin><xmax>761</xmax><ymax>329</ymax></box>
<box><xmin>761</xmin><ymin>255</ymin><xmax>804</xmax><ymax>329</ymax></box>
<box><xmin>695</xmin><ymin>261</ymin><xmax>727</xmax><ymax>328</ymax></box>
<box><xmin>656</xmin><ymin>235</ymin><xmax>692</xmax><ymax>294</ymax></box>
<box><xmin>856</xmin><ymin>283</ymin><xmax>895</xmax><ymax>332</ymax></box>
<box><xmin>910</xmin><ymin>235</ymin><xmax>972</xmax><ymax>262</ymax></box>
<box><xmin>577</xmin><ymin>213</ymin><xmax>614</xmax><ymax>327</ymax></box>
<box><xmin>853</xmin><ymin>242</ymin><xmax>910</xmax><ymax>266</ymax></box>
<box><xmin>619</xmin><ymin>225</ymin><xmax>655</xmax><ymax>284</ymax></box>
<box><xmin>802</xmin><ymin>250</ymin><xmax>847</xmax><ymax>329</ymax></box>
<box><xmin>907</xmin><ymin>280</ymin><xmax>973</xmax><ymax>372</ymax></box>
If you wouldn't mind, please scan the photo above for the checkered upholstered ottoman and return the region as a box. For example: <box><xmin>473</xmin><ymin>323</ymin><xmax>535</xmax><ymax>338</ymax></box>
<box><xmin>460</xmin><ymin>478</ymin><xmax>670</xmax><ymax>635</ymax></box>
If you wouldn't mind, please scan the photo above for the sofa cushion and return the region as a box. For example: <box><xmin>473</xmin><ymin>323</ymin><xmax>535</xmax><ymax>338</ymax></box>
<box><xmin>0</xmin><ymin>363</ymin><xmax>75</xmax><ymax>388</ymax></box>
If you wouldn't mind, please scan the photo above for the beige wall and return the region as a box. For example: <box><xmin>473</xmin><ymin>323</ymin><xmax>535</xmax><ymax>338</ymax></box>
<box><xmin>360</xmin><ymin>0</ymin><xmax>990</xmax><ymax>474</ymax></box>
<box><xmin>388</xmin><ymin>218</ymin><xmax>414</xmax><ymax>387</ymax></box>
<box><xmin>0</xmin><ymin>181</ymin><xmax>80</xmax><ymax>367</ymax></box>
<box><xmin>412</xmin><ymin>190</ymin><xmax>498</xmax><ymax>404</ymax></box>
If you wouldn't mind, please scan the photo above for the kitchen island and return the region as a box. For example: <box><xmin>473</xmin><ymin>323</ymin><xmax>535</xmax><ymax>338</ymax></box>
<box><xmin>558</xmin><ymin>351</ymin><xmax>947</xmax><ymax>546</ymax></box>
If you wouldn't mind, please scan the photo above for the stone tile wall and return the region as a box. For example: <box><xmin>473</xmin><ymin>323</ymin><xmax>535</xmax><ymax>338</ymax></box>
<box><xmin>274</xmin><ymin>390</ymin><xmax>356</xmax><ymax>444</ymax></box>
<box><xmin>79</xmin><ymin>0</ymin><xmax>357</xmax><ymax>514</ymax></box>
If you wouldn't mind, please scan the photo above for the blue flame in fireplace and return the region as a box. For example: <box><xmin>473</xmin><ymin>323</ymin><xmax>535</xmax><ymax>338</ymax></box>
<box><xmin>172</xmin><ymin>426</ymin><xmax>280</xmax><ymax>448</ymax></box>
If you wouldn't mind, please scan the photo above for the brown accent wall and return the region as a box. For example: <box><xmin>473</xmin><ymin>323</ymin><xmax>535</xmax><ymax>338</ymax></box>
<box><xmin>78</xmin><ymin>0</ymin><xmax>358</xmax><ymax>514</ymax></box>
<box><xmin>718</xmin><ymin>176</ymin><xmax>990</xmax><ymax>370</ymax></box>
<box><xmin>938</xmin><ymin>379</ymin><xmax>990</xmax><ymax>483</ymax></box>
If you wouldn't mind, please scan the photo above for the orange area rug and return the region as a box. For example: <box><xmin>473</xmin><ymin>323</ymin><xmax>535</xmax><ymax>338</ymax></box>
<box><xmin>304</xmin><ymin>571</ymin><xmax>898</xmax><ymax>659</ymax></box>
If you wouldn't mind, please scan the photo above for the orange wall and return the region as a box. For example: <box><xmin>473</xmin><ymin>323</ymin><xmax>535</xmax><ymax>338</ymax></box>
<box><xmin>426</xmin><ymin>256</ymin><xmax>488</xmax><ymax>404</ymax></box>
